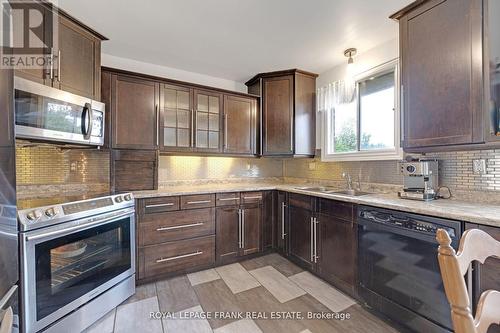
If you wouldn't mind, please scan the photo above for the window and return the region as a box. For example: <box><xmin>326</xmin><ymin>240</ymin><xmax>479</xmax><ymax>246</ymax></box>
<box><xmin>322</xmin><ymin>60</ymin><xmax>402</xmax><ymax>161</ymax></box>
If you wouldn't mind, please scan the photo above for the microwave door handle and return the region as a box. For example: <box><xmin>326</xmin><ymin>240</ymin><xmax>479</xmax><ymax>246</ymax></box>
<box><xmin>82</xmin><ymin>103</ymin><xmax>93</xmax><ymax>140</ymax></box>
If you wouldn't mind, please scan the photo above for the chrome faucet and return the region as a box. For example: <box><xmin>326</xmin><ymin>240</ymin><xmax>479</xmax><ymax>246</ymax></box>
<box><xmin>342</xmin><ymin>172</ymin><xmax>353</xmax><ymax>190</ymax></box>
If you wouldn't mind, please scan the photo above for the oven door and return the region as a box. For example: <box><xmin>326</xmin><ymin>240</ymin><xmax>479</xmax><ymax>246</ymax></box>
<box><xmin>21</xmin><ymin>209</ymin><xmax>135</xmax><ymax>333</ymax></box>
<box><xmin>14</xmin><ymin>77</ymin><xmax>104</xmax><ymax>146</ymax></box>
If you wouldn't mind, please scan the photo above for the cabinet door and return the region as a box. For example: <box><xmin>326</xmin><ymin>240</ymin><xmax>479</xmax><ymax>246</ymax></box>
<box><xmin>160</xmin><ymin>84</ymin><xmax>194</xmax><ymax>151</ymax></box>
<box><xmin>288</xmin><ymin>194</ymin><xmax>315</xmax><ymax>270</ymax></box>
<box><xmin>485</xmin><ymin>0</ymin><xmax>500</xmax><ymax>142</ymax></box>
<box><xmin>223</xmin><ymin>95</ymin><xmax>256</xmax><ymax>155</ymax></box>
<box><xmin>262</xmin><ymin>191</ymin><xmax>275</xmax><ymax>251</ymax></box>
<box><xmin>55</xmin><ymin>16</ymin><xmax>101</xmax><ymax>99</ymax></box>
<box><xmin>111</xmin><ymin>75</ymin><xmax>159</xmax><ymax>149</ymax></box>
<box><xmin>317</xmin><ymin>211</ymin><xmax>357</xmax><ymax>296</ymax></box>
<box><xmin>12</xmin><ymin>5</ymin><xmax>50</xmax><ymax>85</ymax></box>
<box><xmin>194</xmin><ymin>90</ymin><xmax>222</xmax><ymax>152</ymax></box>
<box><xmin>241</xmin><ymin>204</ymin><xmax>261</xmax><ymax>256</ymax></box>
<box><xmin>216</xmin><ymin>206</ymin><xmax>240</xmax><ymax>264</ymax></box>
<box><xmin>276</xmin><ymin>191</ymin><xmax>289</xmax><ymax>255</ymax></box>
<box><xmin>402</xmin><ymin>0</ymin><xmax>483</xmax><ymax>149</ymax></box>
<box><xmin>262</xmin><ymin>76</ymin><xmax>294</xmax><ymax>155</ymax></box>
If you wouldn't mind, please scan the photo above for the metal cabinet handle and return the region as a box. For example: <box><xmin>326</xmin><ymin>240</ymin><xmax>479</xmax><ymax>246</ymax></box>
<box><xmin>238</xmin><ymin>209</ymin><xmax>242</xmax><ymax>248</ymax></box>
<box><xmin>191</xmin><ymin>109</ymin><xmax>195</xmax><ymax>147</ymax></box>
<box><xmin>146</xmin><ymin>203</ymin><xmax>174</xmax><ymax>208</ymax></box>
<box><xmin>243</xmin><ymin>196</ymin><xmax>262</xmax><ymax>200</ymax></box>
<box><xmin>313</xmin><ymin>217</ymin><xmax>318</xmax><ymax>263</ymax></box>
<box><xmin>156</xmin><ymin>251</ymin><xmax>203</xmax><ymax>263</ymax></box>
<box><xmin>49</xmin><ymin>49</ymin><xmax>54</xmax><ymax>80</ymax></box>
<box><xmin>281</xmin><ymin>202</ymin><xmax>286</xmax><ymax>239</ymax></box>
<box><xmin>186</xmin><ymin>200</ymin><xmax>211</xmax><ymax>205</ymax></box>
<box><xmin>156</xmin><ymin>105</ymin><xmax>160</xmax><ymax>147</ymax></box>
<box><xmin>219</xmin><ymin>197</ymin><xmax>239</xmax><ymax>201</ymax></box>
<box><xmin>224</xmin><ymin>113</ymin><xmax>228</xmax><ymax>150</ymax></box>
<box><xmin>310</xmin><ymin>217</ymin><xmax>314</xmax><ymax>262</ymax></box>
<box><xmin>241</xmin><ymin>209</ymin><xmax>245</xmax><ymax>249</ymax></box>
<box><xmin>57</xmin><ymin>49</ymin><xmax>61</xmax><ymax>82</ymax></box>
<box><xmin>156</xmin><ymin>222</ymin><xmax>204</xmax><ymax>232</ymax></box>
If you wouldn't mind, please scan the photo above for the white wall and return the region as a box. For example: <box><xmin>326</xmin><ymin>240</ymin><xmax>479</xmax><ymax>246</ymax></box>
<box><xmin>102</xmin><ymin>54</ymin><xmax>247</xmax><ymax>93</ymax></box>
<box><xmin>315</xmin><ymin>38</ymin><xmax>399</xmax><ymax>148</ymax></box>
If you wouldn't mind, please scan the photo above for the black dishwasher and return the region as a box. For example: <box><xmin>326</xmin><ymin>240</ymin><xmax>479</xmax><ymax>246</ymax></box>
<box><xmin>357</xmin><ymin>205</ymin><xmax>463</xmax><ymax>333</ymax></box>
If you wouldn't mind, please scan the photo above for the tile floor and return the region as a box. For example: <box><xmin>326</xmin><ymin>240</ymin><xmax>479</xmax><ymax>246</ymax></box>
<box><xmin>83</xmin><ymin>253</ymin><xmax>399</xmax><ymax>333</ymax></box>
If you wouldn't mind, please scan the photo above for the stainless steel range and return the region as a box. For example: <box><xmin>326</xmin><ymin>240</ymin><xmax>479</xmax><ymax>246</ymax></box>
<box><xmin>17</xmin><ymin>193</ymin><xmax>136</xmax><ymax>333</ymax></box>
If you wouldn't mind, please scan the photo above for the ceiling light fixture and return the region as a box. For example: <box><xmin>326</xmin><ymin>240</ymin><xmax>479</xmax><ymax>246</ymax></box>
<box><xmin>344</xmin><ymin>48</ymin><xmax>357</xmax><ymax>65</ymax></box>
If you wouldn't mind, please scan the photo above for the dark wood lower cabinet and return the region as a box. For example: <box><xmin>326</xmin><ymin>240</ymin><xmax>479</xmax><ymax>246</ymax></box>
<box><xmin>215</xmin><ymin>192</ymin><xmax>263</xmax><ymax>264</ymax></box>
<box><xmin>216</xmin><ymin>206</ymin><xmax>241</xmax><ymax>264</ymax></box>
<box><xmin>288</xmin><ymin>193</ymin><xmax>315</xmax><ymax>270</ymax></box>
<box><xmin>262</xmin><ymin>191</ymin><xmax>275</xmax><ymax>251</ymax></box>
<box><xmin>317</xmin><ymin>199</ymin><xmax>357</xmax><ymax>297</ymax></box>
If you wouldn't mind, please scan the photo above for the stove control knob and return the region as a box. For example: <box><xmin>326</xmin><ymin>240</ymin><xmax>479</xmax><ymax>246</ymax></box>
<box><xmin>45</xmin><ymin>207</ymin><xmax>59</xmax><ymax>218</ymax></box>
<box><xmin>26</xmin><ymin>210</ymin><xmax>42</xmax><ymax>222</ymax></box>
<box><xmin>124</xmin><ymin>194</ymin><xmax>132</xmax><ymax>201</ymax></box>
<box><xmin>115</xmin><ymin>196</ymin><xmax>124</xmax><ymax>203</ymax></box>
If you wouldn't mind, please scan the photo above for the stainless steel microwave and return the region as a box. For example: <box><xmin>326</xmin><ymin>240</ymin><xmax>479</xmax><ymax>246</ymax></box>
<box><xmin>14</xmin><ymin>77</ymin><xmax>105</xmax><ymax>146</ymax></box>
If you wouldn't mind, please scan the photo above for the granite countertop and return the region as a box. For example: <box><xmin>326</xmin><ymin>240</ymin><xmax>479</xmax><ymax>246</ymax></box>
<box><xmin>133</xmin><ymin>182</ymin><xmax>500</xmax><ymax>228</ymax></box>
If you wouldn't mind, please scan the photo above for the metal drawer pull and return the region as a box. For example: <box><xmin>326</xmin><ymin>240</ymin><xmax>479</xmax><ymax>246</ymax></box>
<box><xmin>156</xmin><ymin>251</ymin><xmax>203</xmax><ymax>263</ymax></box>
<box><xmin>244</xmin><ymin>196</ymin><xmax>262</xmax><ymax>200</ymax></box>
<box><xmin>146</xmin><ymin>203</ymin><xmax>174</xmax><ymax>208</ymax></box>
<box><xmin>186</xmin><ymin>200</ymin><xmax>211</xmax><ymax>205</ymax></box>
<box><xmin>219</xmin><ymin>197</ymin><xmax>239</xmax><ymax>201</ymax></box>
<box><xmin>281</xmin><ymin>202</ymin><xmax>286</xmax><ymax>240</ymax></box>
<box><xmin>156</xmin><ymin>222</ymin><xmax>204</xmax><ymax>231</ymax></box>
<box><xmin>310</xmin><ymin>217</ymin><xmax>314</xmax><ymax>262</ymax></box>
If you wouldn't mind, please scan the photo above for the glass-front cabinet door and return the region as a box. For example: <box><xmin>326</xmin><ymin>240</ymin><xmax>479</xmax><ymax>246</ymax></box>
<box><xmin>194</xmin><ymin>90</ymin><xmax>222</xmax><ymax>152</ymax></box>
<box><xmin>160</xmin><ymin>84</ymin><xmax>194</xmax><ymax>151</ymax></box>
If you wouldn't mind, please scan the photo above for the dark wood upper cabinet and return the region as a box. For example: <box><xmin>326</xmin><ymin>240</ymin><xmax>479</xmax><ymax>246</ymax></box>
<box><xmin>392</xmin><ymin>0</ymin><xmax>500</xmax><ymax>151</ymax></box>
<box><xmin>12</xmin><ymin>2</ymin><xmax>106</xmax><ymax>100</ymax></box>
<box><xmin>54</xmin><ymin>16</ymin><xmax>102</xmax><ymax>100</ymax></box>
<box><xmin>245</xmin><ymin>69</ymin><xmax>317</xmax><ymax>157</ymax></box>
<box><xmin>110</xmin><ymin>74</ymin><xmax>160</xmax><ymax>150</ymax></box>
<box><xmin>223</xmin><ymin>95</ymin><xmax>257</xmax><ymax>155</ymax></box>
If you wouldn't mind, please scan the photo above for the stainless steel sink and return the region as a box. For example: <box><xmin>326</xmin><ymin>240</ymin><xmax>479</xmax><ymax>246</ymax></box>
<box><xmin>295</xmin><ymin>186</ymin><xmax>338</xmax><ymax>192</ymax></box>
<box><xmin>330</xmin><ymin>189</ymin><xmax>372</xmax><ymax>196</ymax></box>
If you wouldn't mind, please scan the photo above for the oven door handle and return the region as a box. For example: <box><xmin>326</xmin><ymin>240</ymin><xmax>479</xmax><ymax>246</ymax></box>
<box><xmin>25</xmin><ymin>209</ymin><xmax>134</xmax><ymax>242</ymax></box>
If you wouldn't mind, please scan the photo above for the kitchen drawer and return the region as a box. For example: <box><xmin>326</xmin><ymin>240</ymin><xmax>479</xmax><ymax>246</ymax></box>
<box><xmin>216</xmin><ymin>192</ymin><xmax>241</xmax><ymax>206</ymax></box>
<box><xmin>139</xmin><ymin>208</ymin><xmax>215</xmax><ymax>246</ymax></box>
<box><xmin>289</xmin><ymin>193</ymin><xmax>314</xmax><ymax>211</ymax></box>
<box><xmin>142</xmin><ymin>235</ymin><xmax>215</xmax><ymax>278</ymax></box>
<box><xmin>180</xmin><ymin>194</ymin><xmax>215</xmax><ymax>210</ymax></box>
<box><xmin>318</xmin><ymin>198</ymin><xmax>353</xmax><ymax>222</ymax></box>
<box><xmin>241</xmin><ymin>191</ymin><xmax>263</xmax><ymax>204</ymax></box>
<box><xmin>141</xmin><ymin>196</ymin><xmax>180</xmax><ymax>214</ymax></box>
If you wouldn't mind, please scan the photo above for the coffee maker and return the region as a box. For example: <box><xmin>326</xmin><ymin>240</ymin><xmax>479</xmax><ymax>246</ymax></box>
<box><xmin>398</xmin><ymin>159</ymin><xmax>439</xmax><ymax>201</ymax></box>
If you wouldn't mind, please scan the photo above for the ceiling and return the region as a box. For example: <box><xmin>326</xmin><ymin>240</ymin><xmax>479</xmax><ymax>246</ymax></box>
<box><xmin>55</xmin><ymin>0</ymin><xmax>413</xmax><ymax>83</ymax></box>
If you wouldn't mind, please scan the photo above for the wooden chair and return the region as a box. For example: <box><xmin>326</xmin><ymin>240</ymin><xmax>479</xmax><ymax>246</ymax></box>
<box><xmin>436</xmin><ymin>228</ymin><xmax>500</xmax><ymax>333</ymax></box>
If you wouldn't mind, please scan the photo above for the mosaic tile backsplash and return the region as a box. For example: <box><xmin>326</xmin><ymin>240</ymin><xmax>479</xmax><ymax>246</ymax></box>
<box><xmin>16</xmin><ymin>143</ymin><xmax>110</xmax><ymax>187</ymax></box>
<box><xmin>158</xmin><ymin>156</ymin><xmax>284</xmax><ymax>185</ymax></box>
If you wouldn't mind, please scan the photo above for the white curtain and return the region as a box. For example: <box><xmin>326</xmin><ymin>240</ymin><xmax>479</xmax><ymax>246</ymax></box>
<box><xmin>317</xmin><ymin>78</ymin><xmax>356</xmax><ymax>112</ymax></box>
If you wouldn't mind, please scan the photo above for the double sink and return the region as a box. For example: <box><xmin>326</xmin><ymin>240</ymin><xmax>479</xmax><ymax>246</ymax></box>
<box><xmin>295</xmin><ymin>186</ymin><xmax>372</xmax><ymax>197</ymax></box>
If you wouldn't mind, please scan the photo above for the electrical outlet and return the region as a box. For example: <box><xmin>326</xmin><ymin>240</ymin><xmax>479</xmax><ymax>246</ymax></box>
<box><xmin>472</xmin><ymin>159</ymin><xmax>487</xmax><ymax>174</ymax></box>
<box><xmin>308</xmin><ymin>162</ymin><xmax>316</xmax><ymax>171</ymax></box>
<box><xmin>70</xmin><ymin>161</ymin><xmax>78</xmax><ymax>172</ymax></box>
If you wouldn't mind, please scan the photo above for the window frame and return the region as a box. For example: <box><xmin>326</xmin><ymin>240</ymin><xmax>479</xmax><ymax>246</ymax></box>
<box><xmin>321</xmin><ymin>59</ymin><xmax>402</xmax><ymax>162</ymax></box>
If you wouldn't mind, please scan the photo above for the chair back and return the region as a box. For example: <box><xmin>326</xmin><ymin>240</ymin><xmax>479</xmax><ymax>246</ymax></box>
<box><xmin>436</xmin><ymin>228</ymin><xmax>500</xmax><ymax>333</ymax></box>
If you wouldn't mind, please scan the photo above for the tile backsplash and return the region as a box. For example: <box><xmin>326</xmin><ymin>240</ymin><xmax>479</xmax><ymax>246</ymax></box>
<box><xmin>158</xmin><ymin>156</ymin><xmax>283</xmax><ymax>185</ymax></box>
<box><xmin>16</xmin><ymin>143</ymin><xmax>110</xmax><ymax>188</ymax></box>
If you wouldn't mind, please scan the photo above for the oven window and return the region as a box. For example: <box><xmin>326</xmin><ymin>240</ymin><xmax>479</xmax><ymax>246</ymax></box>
<box><xmin>34</xmin><ymin>217</ymin><xmax>131</xmax><ymax>321</ymax></box>
<box><xmin>15</xmin><ymin>90</ymin><xmax>85</xmax><ymax>134</ymax></box>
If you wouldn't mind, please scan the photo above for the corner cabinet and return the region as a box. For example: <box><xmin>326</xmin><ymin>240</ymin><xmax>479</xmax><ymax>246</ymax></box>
<box><xmin>245</xmin><ymin>69</ymin><xmax>318</xmax><ymax>157</ymax></box>
<box><xmin>393</xmin><ymin>0</ymin><xmax>500</xmax><ymax>151</ymax></box>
